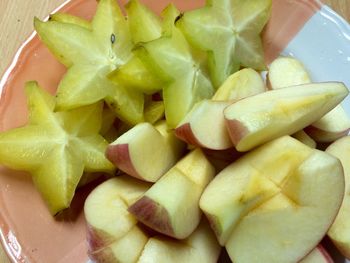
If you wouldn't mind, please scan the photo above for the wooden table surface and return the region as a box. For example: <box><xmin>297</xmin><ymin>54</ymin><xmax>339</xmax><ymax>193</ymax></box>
<box><xmin>0</xmin><ymin>0</ymin><xmax>349</xmax><ymax>262</ymax></box>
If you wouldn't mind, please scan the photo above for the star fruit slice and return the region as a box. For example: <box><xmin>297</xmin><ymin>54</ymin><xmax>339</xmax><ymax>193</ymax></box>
<box><xmin>0</xmin><ymin>82</ymin><xmax>115</xmax><ymax>215</ymax></box>
<box><xmin>135</xmin><ymin>4</ymin><xmax>214</xmax><ymax>128</ymax></box>
<box><xmin>34</xmin><ymin>0</ymin><xmax>144</xmax><ymax>125</ymax></box>
<box><xmin>177</xmin><ymin>0</ymin><xmax>271</xmax><ymax>88</ymax></box>
<box><xmin>49</xmin><ymin>13</ymin><xmax>91</xmax><ymax>30</ymax></box>
<box><xmin>126</xmin><ymin>0</ymin><xmax>162</xmax><ymax>44</ymax></box>
<box><xmin>108</xmin><ymin>0</ymin><xmax>163</xmax><ymax>95</ymax></box>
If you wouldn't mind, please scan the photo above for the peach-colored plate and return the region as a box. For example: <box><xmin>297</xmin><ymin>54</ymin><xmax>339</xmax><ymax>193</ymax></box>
<box><xmin>0</xmin><ymin>0</ymin><xmax>349</xmax><ymax>262</ymax></box>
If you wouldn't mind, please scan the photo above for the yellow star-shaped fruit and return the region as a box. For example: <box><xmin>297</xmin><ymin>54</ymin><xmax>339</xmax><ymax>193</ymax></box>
<box><xmin>34</xmin><ymin>0</ymin><xmax>144</xmax><ymax>125</ymax></box>
<box><xmin>177</xmin><ymin>0</ymin><xmax>272</xmax><ymax>87</ymax></box>
<box><xmin>135</xmin><ymin>4</ymin><xmax>214</xmax><ymax>128</ymax></box>
<box><xmin>0</xmin><ymin>82</ymin><xmax>115</xmax><ymax>215</ymax></box>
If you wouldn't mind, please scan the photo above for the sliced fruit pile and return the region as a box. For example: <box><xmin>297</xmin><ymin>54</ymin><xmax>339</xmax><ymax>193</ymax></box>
<box><xmin>0</xmin><ymin>0</ymin><xmax>349</xmax><ymax>262</ymax></box>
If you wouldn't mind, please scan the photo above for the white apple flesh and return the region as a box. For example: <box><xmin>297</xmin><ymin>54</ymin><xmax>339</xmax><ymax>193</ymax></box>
<box><xmin>200</xmin><ymin>136</ymin><xmax>344</xmax><ymax>262</ymax></box>
<box><xmin>175</xmin><ymin>100</ymin><xmax>233</xmax><ymax>150</ymax></box>
<box><xmin>267</xmin><ymin>56</ymin><xmax>350</xmax><ymax>144</ymax></box>
<box><xmin>267</xmin><ymin>56</ymin><xmax>311</xmax><ymax>90</ymax></box>
<box><xmin>84</xmin><ymin>176</ymin><xmax>151</xmax><ymax>262</ymax></box>
<box><xmin>175</xmin><ymin>68</ymin><xmax>266</xmax><ymax>151</ymax></box>
<box><xmin>129</xmin><ymin>148</ymin><xmax>215</xmax><ymax>239</ymax></box>
<box><xmin>106</xmin><ymin>120</ymin><xmax>185</xmax><ymax>182</ymax></box>
<box><xmin>224</xmin><ymin>82</ymin><xmax>349</xmax><ymax>151</ymax></box>
<box><xmin>326</xmin><ymin>136</ymin><xmax>350</xmax><ymax>259</ymax></box>
<box><xmin>305</xmin><ymin>105</ymin><xmax>350</xmax><ymax>143</ymax></box>
<box><xmin>138</xmin><ymin>220</ymin><xmax>221</xmax><ymax>263</ymax></box>
<box><xmin>212</xmin><ymin>68</ymin><xmax>266</xmax><ymax>101</ymax></box>
<box><xmin>292</xmin><ymin>130</ymin><xmax>316</xmax><ymax>148</ymax></box>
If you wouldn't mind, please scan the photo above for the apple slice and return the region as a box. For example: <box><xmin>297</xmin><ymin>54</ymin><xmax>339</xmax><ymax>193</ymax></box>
<box><xmin>300</xmin><ymin>245</ymin><xmax>334</xmax><ymax>263</ymax></box>
<box><xmin>267</xmin><ymin>56</ymin><xmax>350</xmax><ymax>143</ymax></box>
<box><xmin>175</xmin><ymin>100</ymin><xmax>232</xmax><ymax>150</ymax></box>
<box><xmin>305</xmin><ymin>105</ymin><xmax>350</xmax><ymax>143</ymax></box>
<box><xmin>200</xmin><ymin>136</ymin><xmax>344</xmax><ymax>263</ymax></box>
<box><xmin>292</xmin><ymin>130</ymin><xmax>316</xmax><ymax>148</ymax></box>
<box><xmin>138</xmin><ymin>220</ymin><xmax>221</xmax><ymax>263</ymax></box>
<box><xmin>267</xmin><ymin>56</ymin><xmax>311</xmax><ymax>89</ymax></box>
<box><xmin>326</xmin><ymin>136</ymin><xmax>350</xmax><ymax>258</ymax></box>
<box><xmin>84</xmin><ymin>176</ymin><xmax>151</xmax><ymax>262</ymax></box>
<box><xmin>106</xmin><ymin>120</ymin><xmax>185</xmax><ymax>182</ymax></box>
<box><xmin>129</xmin><ymin>149</ymin><xmax>215</xmax><ymax>239</ymax></box>
<box><xmin>212</xmin><ymin>68</ymin><xmax>266</xmax><ymax>101</ymax></box>
<box><xmin>224</xmin><ymin>82</ymin><xmax>349</xmax><ymax>151</ymax></box>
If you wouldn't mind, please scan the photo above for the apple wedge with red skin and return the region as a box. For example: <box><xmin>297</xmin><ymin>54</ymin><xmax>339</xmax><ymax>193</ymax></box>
<box><xmin>175</xmin><ymin>68</ymin><xmax>266</xmax><ymax>150</ymax></box>
<box><xmin>268</xmin><ymin>56</ymin><xmax>350</xmax><ymax>143</ymax></box>
<box><xmin>138</xmin><ymin>219</ymin><xmax>221</xmax><ymax>263</ymax></box>
<box><xmin>84</xmin><ymin>176</ymin><xmax>220</xmax><ymax>263</ymax></box>
<box><xmin>200</xmin><ymin>136</ymin><xmax>344</xmax><ymax>262</ymax></box>
<box><xmin>129</xmin><ymin>148</ymin><xmax>215</xmax><ymax>239</ymax></box>
<box><xmin>224</xmin><ymin>82</ymin><xmax>349</xmax><ymax>152</ymax></box>
<box><xmin>305</xmin><ymin>105</ymin><xmax>350</xmax><ymax>143</ymax></box>
<box><xmin>326</xmin><ymin>136</ymin><xmax>350</xmax><ymax>259</ymax></box>
<box><xmin>106</xmin><ymin>120</ymin><xmax>185</xmax><ymax>182</ymax></box>
<box><xmin>300</xmin><ymin>245</ymin><xmax>334</xmax><ymax>263</ymax></box>
<box><xmin>175</xmin><ymin>100</ymin><xmax>233</xmax><ymax>150</ymax></box>
<box><xmin>84</xmin><ymin>176</ymin><xmax>151</xmax><ymax>262</ymax></box>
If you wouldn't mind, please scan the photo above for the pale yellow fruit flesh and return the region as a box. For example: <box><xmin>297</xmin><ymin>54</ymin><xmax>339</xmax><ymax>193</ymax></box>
<box><xmin>224</xmin><ymin>82</ymin><xmax>349</xmax><ymax>151</ymax></box>
<box><xmin>138</xmin><ymin>220</ymin><xmax>221</xmax><ymax>263</ymax></box>
<box><xmin>176</xmin><ymin>100</ymin><xmax>233</xmax><ymax>150</ymax></box>
<box><xmin>227</xmin><ymin>142</ymin><xmax>344</xmax><ymax>262</ymax></box>
<box><xmin>326</xmin><ymin>136</ymin><xmax>350</xmax><ymax>258</ymax></box>
<box><xmin>108</xmin><ymin>121</ymin><xmax>185</xmax><ymax>182</ymax></box>
<box><xmin>130</xmin><ymin>149</ymin><xmax>215</xmax><ymax>239</ymax></box>
<box><xmin>268</xmin><ymin>56</ymin><xmax>311</xmax><ymax>89</ymax></box>
<box><xmin>200</xmin><ymin>136</ymin><xmax>313</xmax><ymax>245</ymax></box>
<box><xmin>212</xmin><ymin>68</ymin><xmax>266</xmax><ymax>101</ymax></box>
<box><xmin>292</xmin><ymin>130</ymin><xmax>316</xmax><ymax>148</ymax></box>
<box><xmin>84</xmin><ymin>176</ymin><xmax>151</xmax><ymax>261</ymax></box>
<box><xmin>268</xmin><ymin>56</ymin><xmax>350</xmax><ymax>143</ymax></box>
<box><xmin>200</xmin><ymin>136</ymin><xmax>344</xmax><ymax>263</ymax></box>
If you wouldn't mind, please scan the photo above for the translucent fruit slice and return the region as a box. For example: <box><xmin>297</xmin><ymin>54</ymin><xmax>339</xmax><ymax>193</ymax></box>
<box><xmin>34</xmin><ymin>0</ymin><xmax>145</xmax><ymax>125</ymax></box>
<box><xmin>108</xmin><ymin>0</ymin><xmax>163</xmax><ymax>95</ymax></box>
<box><xmin>135</xmin><ymin>4</ymin><xmax>214</xmax><ymax>128</ymax></box>
<box><xmin>177</xmin><ymin>0</ymin><xmax>272</xmax><ymax>87</ymax></box>
<box><xmin>0</xmin><ymin>82</ymin><xmax>115</xmax><ymax>215</ymax></box>
<box><xmin>126</xmin><ymin>0</ymin><xmax>162</xmax><ymax>44</ymax></box>
<box><xmin>49</xmin><ymin>13</ymin><xmax>92</xmax><ymax>30</ymax></box>
<box><xmin>108</xmin><ymin>56</ymin><xmax>163</xmax><ymax>95</ymax></box>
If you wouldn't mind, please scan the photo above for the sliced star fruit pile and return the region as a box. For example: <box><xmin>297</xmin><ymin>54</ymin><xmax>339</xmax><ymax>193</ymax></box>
<box><xmin>0</xmin><ymin>0</ymin><xmax>270</xmax><ymax>215</ymax></box>
<box><xmin>1</xmin><ymin>0</ymin><xmax>350</xmax><ymax>262</ymax></box>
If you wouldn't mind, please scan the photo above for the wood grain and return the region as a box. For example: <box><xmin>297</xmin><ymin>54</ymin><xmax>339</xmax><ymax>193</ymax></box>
<box><xmin>0</xmin><ymin>0</ymin><xmax>349</xmax><ymax>262</ymax></box>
